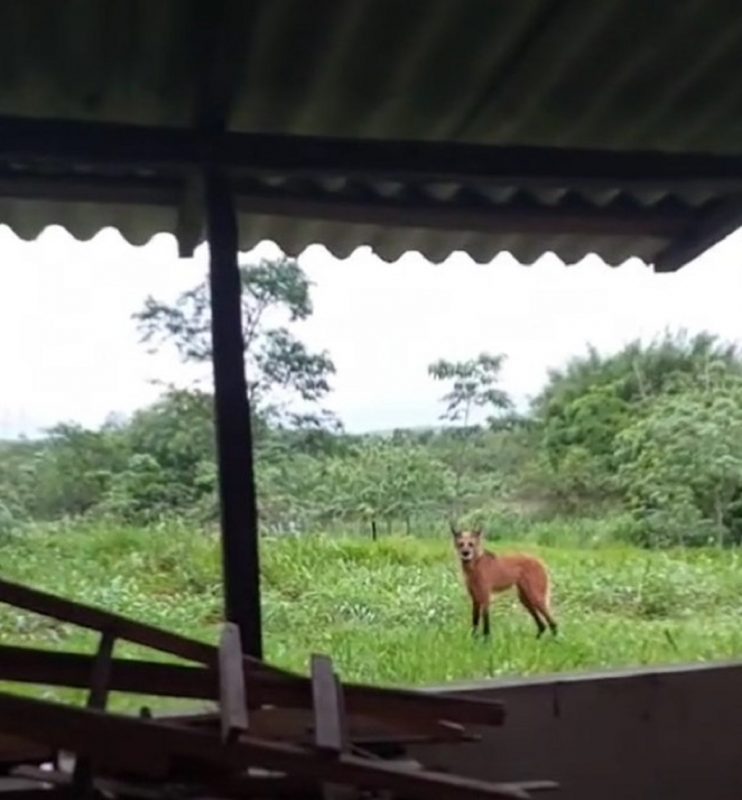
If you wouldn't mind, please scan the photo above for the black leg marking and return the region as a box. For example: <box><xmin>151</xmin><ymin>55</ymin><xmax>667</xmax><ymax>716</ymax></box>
<box><xmin>482</xmin><ymin>608</ymin><xmax>491</xmax><ymax>638</ymax></box>
<box><xmin>471</xmin><ymin>603</ymin><xmax>480</xmax><ymax>636</ymax></box>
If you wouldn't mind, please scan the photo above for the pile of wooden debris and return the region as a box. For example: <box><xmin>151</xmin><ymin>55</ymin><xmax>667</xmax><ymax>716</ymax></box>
<box><xmin>0</xmin><ymin>578</ymin><xmax>557</xmax><ymax>799</ymax></box>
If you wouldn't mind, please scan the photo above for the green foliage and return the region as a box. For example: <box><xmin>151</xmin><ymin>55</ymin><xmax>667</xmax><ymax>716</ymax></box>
<box><xmin>133</xmin><ymin>255</ymin><xmax>337</xmax><ymax>426</ymax></box>
<box><xmin>616</xmin><ymin>371</ymin><xmax>742</xmax><ymax>547</ymax></box>
<box><xmin>256</xmin><ymin>440</ymin><xmax>455</xmax><ymax>536</ymax></box>
<box><xmin>22</xmin><ymin>422</ymin><xmax>128</xmax><ymax>520</ymax></box>
<box><xmin>103</xmin><ymin>454</ymin><xmax>186</xmax><ymax>523</ymax></box>
<box><xmin>536</xmin><ymin>330</ymin><xmax>740</xmax><ymax>462</ymax></box>
<box><xmin>524</xmin><ymin>330</ymin><xmax>742</xmax><ymax>520</ymax></box>
<box><xmin>332</xmin><ymin>441</ymin><xmax>454</xmax><ymax>531</ymax></box>
<box><xmin>0</xmin><ymin>439</ymin><xmax>38</xmax><ymax>520</ymax></box>
<box><xmin>428</xmin><ymin>353</ymin><xmax>512</xmax><ymax>425</ymax></box>
<box><xmin>0</xmin><ymin>523</ymin><xmax>739</xmax><ymax>709</ymax></box>
<box><xmin>428</xmin><ymin>353</ymin><xmax>513</xmax><ymax>517</ymax></box>
<box><xmin>4</xmin><ymin>328</ymin><xmax>742</xmax><ymax>550</ymax></box>
<box><xmin>121</xmin><ymin>388</ymin><xmax>217</xmax><ymax>521</ymax></box>
<box><xmin>0</xmin><ymin>501</ymin><xmax>17</xmax><ymax>541</ymax></box>
<box><xmin>3</xmin><ymin>311</ymin><xmax>742</xmax><ymax>696</ymax></box>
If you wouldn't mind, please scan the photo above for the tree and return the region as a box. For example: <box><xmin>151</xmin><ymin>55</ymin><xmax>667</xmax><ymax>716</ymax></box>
<box><xmin>529</xmin><ymin>330</ymin><xmax>742</xmax><ymax>512</ymax></box>
<box><xmin>428</xmin><ymin>353</ymin><xmax>512</xmax><ymax>428</ymax></box>
<box><xmin>616</xmin><ymin>368</ymin><xmax>742</xmax><ymax>547</ymax></box>
<box><xmin>428</xmin><ymin>353</ymin><xmax>512</xmax><ymax>514</ymax></box>
<box><xmin>334</xmin><ymin>441</ymin><xmax>454</xmax><ymax>537</ymax></box>
<box><xmin>535</xmin><ymin>330</ymin><xmax>741</xmax><ymax>463</ymax></box>
<box><xmin>0</xmin><ymin>439</ymin><xmax>38</xmax><ymax>520</ymax></box>
<box><xmin>255</xmin><ymin>452</ymin><xmax>325</xmax><ymax>533</ymax></box>
<box><xmin>118</xmin><ymin>388</ymin><xmax>218</xmax><ymax>520</ymax></box>
<box><xmin>102</xmin><ymin>453</ymin><xmax>185</xmax><ymax>523</ymax></box>
<box><xmin>29</xmin><ymin>422</ymin><xmax>128</xmax><ymax>519</ymax></box>
<box><xmin>133</xmin><ymin>255</ymin><xmax>337</xmax><ymax>428</ymax></box>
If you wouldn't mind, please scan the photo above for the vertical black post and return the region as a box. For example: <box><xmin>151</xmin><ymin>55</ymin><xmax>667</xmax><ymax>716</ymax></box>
<box><xmin>205</xmin><ymin>169</ymin><xmax>262</xmax><ymax>659</ymax></box>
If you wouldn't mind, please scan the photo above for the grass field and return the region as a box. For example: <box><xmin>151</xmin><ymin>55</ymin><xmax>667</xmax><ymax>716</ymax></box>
<box><xmin>0</xmin><ymin>521</ymin><xmax>740</xmax><ymax>711</ymax></box>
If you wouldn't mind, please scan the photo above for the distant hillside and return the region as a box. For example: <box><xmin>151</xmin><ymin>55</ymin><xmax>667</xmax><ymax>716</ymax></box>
<box><xmin>361</xmin><ymin>424</ymin><xmax>443</xmax><ymax>438</ymax></box>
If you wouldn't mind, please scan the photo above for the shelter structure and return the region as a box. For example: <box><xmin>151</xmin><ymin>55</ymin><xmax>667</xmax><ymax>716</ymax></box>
<box><xmin>1</xmin><ymin>1</ymin><xmax>742</xmax><ymax>666</ymax></box>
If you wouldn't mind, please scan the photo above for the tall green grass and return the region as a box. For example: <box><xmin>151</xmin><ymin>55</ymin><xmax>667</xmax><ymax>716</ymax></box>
<box><xmin>0</xmin><ymin>521</ymin><xmax>739</xmax><ymax>710</ymax></box>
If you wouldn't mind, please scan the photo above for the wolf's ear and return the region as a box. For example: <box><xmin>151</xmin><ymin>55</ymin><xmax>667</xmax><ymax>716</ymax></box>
<box><xmin>472</xmin><ymin>527</ymin><xmax>484</xmax><ymax>539</ymax></box>
<box><xmin>449</xmin><ymin>521</ymin><xmax>459</xmax><ymax>537</ymax></box>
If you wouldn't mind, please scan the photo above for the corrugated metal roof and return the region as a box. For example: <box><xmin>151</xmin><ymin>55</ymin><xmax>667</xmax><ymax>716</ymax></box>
<box><xmin>0</xmin><ymin>188</ymin><xmax>691</xmax><ymax>266</ymax></box>
<box><xmin>1</xmin><ymin>0</ymin><xmax>742</xmax><ymax>266</ymax></box>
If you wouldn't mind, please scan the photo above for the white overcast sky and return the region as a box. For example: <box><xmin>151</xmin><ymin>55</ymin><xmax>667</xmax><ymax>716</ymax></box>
<box><xmin>1</xmin><ymin>223</ymin><xmax>741</xmax><ymax>438</ymax></box>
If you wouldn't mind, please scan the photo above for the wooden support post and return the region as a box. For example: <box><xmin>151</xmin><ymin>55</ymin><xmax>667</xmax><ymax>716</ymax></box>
<box><xmin>84</xmin><ymin>631</ymin><xmax>116</xmax><ymax>711</ymax></box>
<box><xmin>311</xmin><ymin>654</ymin><xmax>347</xmax><ymax>754</ymax></box>
<box><xmin>218</xmin><ymin>623</ymin><xmax>249</xmax><ymax>743</ymax></box>
<box><xmin>311</xmin><ymin>654</ymin><xmax>352</xmax><ymax>800</ymax></box>
<box><xmin>205</xmin><ymin>169</ymin><xmax>262</xmax><ymax>659</ymax></box>
<box><xmin>72</xmin><ymin>630</ymin><xmax>116</xmax><ymax>795</ymax></box>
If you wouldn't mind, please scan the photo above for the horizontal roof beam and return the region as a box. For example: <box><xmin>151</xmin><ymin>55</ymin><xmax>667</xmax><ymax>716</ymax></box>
<box><xmin>236</xmin><ymin>185</ymin><xmax>691</xmax><ymax>238</ymax></box>
<box><xmin>654</xmin><ymin>198</ymin><xmax>742</xmax><ymax>272</ymax></box>
<box><xmin>0</xmin><ymin>115</ymin><xmax>740</xmax><ymax>271</ymax></box>
<box><xmin>2</xmin><ymin>115</ymin><xmax>742</xmax><ymax>191</ymax></box>
<box><xmin>0</xmin><ymin>157</ymin><xmax>695</xmax><ymax>244</ymax></box>
<box><xmin>0</xmin><ymin>170</ymin><xmax>180</xmax><ymax>206</ymax></box>
<box><xmin>0</xmin><ymin>173</ymin><xmax>689</xmax><ymax>243</ymax></box>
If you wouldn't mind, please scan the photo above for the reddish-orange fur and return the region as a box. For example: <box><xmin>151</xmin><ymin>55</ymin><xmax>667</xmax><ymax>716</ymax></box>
<box><xmin>451</xmin><ymin>526</ymin><xmax>558</xmax><ymax>638</ymax></box>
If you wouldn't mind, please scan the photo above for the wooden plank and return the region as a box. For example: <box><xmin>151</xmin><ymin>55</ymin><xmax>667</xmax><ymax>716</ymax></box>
<box><xmin>0</xmin><ymin>693</ymin><xmax>535</xmax><ymax>800</ymax></box>
<box><xmin>72</xmin><ymin>630</ymin><xmax>116</xmax><ymax>795</ymax></box>
<box><xmin>213</xmin><ymin>771</ymin><xmax>316</xmax><ymax>797</ymax></box>
<box><xmin>0</xmin><ymin>696</ymin><xmax>171</xmax><ymax>780</ymax></box>
<box><xmin>312</xmin><ymin>657</ymin><xmax>353</xmax><ymax>800</ymax></box>
<box><xmin>205</xmin><ymin>169</ymin><xmax>262</xmax><ymax>659</ymax></box>
<box><xmin>0</xmin><ymin>643</ymin><xmax>213</xmax><ymax>698</ymax></box>
<box><xmin>267</xmin><ymin>673</ymin><xmax>505</xmax><ymax>730</ymax></box>
<box><xmin>154</xmin><ymin>707</ymin><xmax>478</xmax><ymax>747</ymax></box>
<box><xmin>0</xmin><ymin>734</ymin><xmax>53</xmax><ymax>768</ymax></box>
<box><xmin>0</xmin><ymin>643</ymin><xmax>504</xmax><ymax>730</ymax></box>
<box><xmin>218</xmin><ymin>623</ymin><xmax>249</xmax><ymax>743</ymax></box>
<box><xmin>505</xmin><ymin>782</ymin><xmax>559</xmax><ymax>793</ymax></box>
<box><xmin>334</xmin><ymin>671</ymin><xmax>348</xmax><ymax>747</ymax></box>
<box><xmin>311</xmin><ymin>654</ymin><xmax>346</xmax><ymax>753</ymax></box>
<box><xmin>85</xmin><ymin>630</ymin><xmax>116</xmax><ymax>710</ymax></box>
<box><xmin>170</xmin><ymin>770</ymin><xmax>556</xmax><ymax>799</ymax></box>
<box><xmin>14</xmin><ymin>765</ymin><xmax>168</xmax><ymax>799</ymax></box>
<box><xmin>0</xmin><ymin>786</ymin><xmax>68</xmax><ymax>800</ymax></box>
<box><xmin>322</xmin><ymin>672</ymin><xmax>355</xmax><ymax>800</ymax></box>
<box><xmin>0</xmin><ymin>578</ymin><xmax>215</xmax><ymax>664</ymax></box>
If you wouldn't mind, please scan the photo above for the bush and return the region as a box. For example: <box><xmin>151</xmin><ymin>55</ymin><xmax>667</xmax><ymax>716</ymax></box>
<box><xmin>0</xmin><ymin>501</ymin><xmax>20</xmax><ymax>541</ymax></box>
<box><xmin>457</xmin><ymin>504</ymin><xmax>525</xmax><ymax>539</ymax></box>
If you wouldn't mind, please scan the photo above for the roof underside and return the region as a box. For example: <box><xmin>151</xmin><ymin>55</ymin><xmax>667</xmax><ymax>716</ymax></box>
<box><xmin>3</xmin><ymin>0</ymin><xmax>742</xmax><ymax>268</ymax></box>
